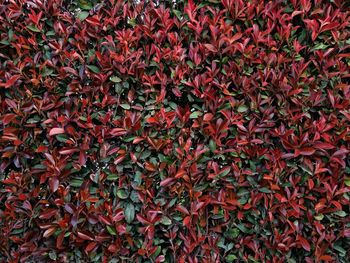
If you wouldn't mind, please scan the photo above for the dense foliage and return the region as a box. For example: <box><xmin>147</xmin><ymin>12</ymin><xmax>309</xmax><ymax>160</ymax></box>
<box><xmin>0</xmin><ymin>0</ymin><xmax>350</xmax><ymax>262</ymax></box>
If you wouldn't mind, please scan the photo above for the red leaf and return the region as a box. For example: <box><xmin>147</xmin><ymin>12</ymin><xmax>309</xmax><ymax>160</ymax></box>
<box><xmin>44</xmin><ymin>153</ymin><xmax>55</xmax><ymax>165</ymax></box>
<box><xmin>108</xmin><ymin>244</ymin><xmax>117</xmax><ymax>253</ymax></box>
<box><xmin>147</xmin><ymin>117</ymin><xmax>158</xmax><ymax>123</ymax></box>
<box><xmin>114</xmin><ymin>155</ymin><xmax>125</xmax><ymax>165</ymax></box>
<box><xmin>229</xmin><ymin>32</ymin><xmax>243</xmax><ymax>43</ymax></box>
<box><xmin>43</xmin><ymin>227</ymin><xmax>56</xmax><ymax>238</ymax></box>
<box><xmin>147</xmin><ymin>225</ymin><xmax>155</xmax><ymax>240</ymax></box>
<box><xmin>117</xmin><ymin>224</ymin><xmax>126</xmax><ymax>234</ymax></box>
<box><xmin>136</xmin><ymin>214</ymin><xmax>150</xmax><ymax>225</ymax></box>
<box><xmin>112</xmin><ymin>210</ymin><xmax>124</xmax><ymax>222</ymax></box>
<box><xmin>28</xmin><ymin>10</ymin><xmax>43</xmax><ymax>25</ymax></box>
<box><xmin>175</xmin><ymin>170</ymin><xmax>186</xmax><ymax>178</ymax></box>
<box><xmin>176</xmin><ymin>205</ymin><xmax>190</xmax><ymax>215</ymax></box>
<box><xmin>156</xmin><ymin>255</ymin><xmax>165</xmax><ymax>263</ymax></box>
<box><xmin>160</xmin><ymin>177</ymin><xmax>175</xmax><ymax>187</ymax></box>
<box><xmin>332</xmin><ymin>148</ymin><xmax>349</xmax><ymax>157</ymax></box>
<box><xmin>64</xmin><ymin>204</ymin><xmax>75</xmax><ymax>214</ymax></box>
<box><xmin>85</xmin><ymin>242</ymin><xmax>98</xmax><ymax>253</ymax></box>
<box><xmin>13</xmin><ymin>139</ymin><xmax>22</xmax><ymax>146</ymax></box>
<box><xmin>313</xmin><ymin>142</ymin><xmax>335</xmax><ymax>150</ymax></box>
<box><xmin>308</xmin><ymin>179</ymin><xmax>314</xmax><ymax>190</ymax></box>
<box><xmin>2</xmin><ymin>114</ymin><xmax>17</xmax><ymax>125</ymax></box>
<box><xmin>327</xmin><ymin>90</ymin><xmax>335</xmax><ymax>107</ymax></box>
<box><xmin>0</xmin><ymin>75</ymin><xmax>21</xmax><ymax>88</ymax></box>
<box><xmin>344</xmin><ymin>229</ymin><xmax>350</xmax><ymax>237</ymax></box>
<box><xmin>110</xmin><ymin>128</ymin><xmax>128</xmax><ymax>136</ymax></box>
<box><xmin>98</xmin><ymin>215</ymin><xmax>112</xmax><ymax>226</ymax></box>
<box><xmin>298</xmin><ymin>235</ymin><xmax>311</xmax><ymax>251</ymax></box>
<box><xmin>36</xmin><ymin>145</ymin><xmax>48</xmax><ymax>153</ymax></box>
<box><xmin>79</xmin><ymin>150</ymin><xmax>87</xmax><ymax>166</ymax></box>
<box><xmin>292</xmin><ymin>10</ymin><xmax>304</xmax><ymax>18</ymax></box>
<box><xmin>49</xmin><ymin>177</ymin><xmax>59</xmax><ymax>192</ymax></box>
<box><xmin>145</xmin><ymin>161</ymin><xmax>157</xmax><ymax>172</ymax></box>
<box><xmin>59</xmin><ymin>148</ymin><xmax>79</xmax><ymax>155</ymax></box>
<box><xmin>204</xmin><ymin>44</ymin><xmax>217</xmax><ymax>53</ymax></box>
<box><xmin>56</xmin><ymin>232</ymin><xmax>65</xmax><ymax>249</ymax></box>
<box><xmin>39</xmin><ymin>209</ymin><xmax>58</xmax><ymax>219</ymax></box>
<box><xmin>77</xmin><ymin>231</ymin><xmax>94</xmax><ymax>241</ymax></box>
<box><xmin>49</xmin><ymin>127</ymin><xmax>65</xmax><ymax>136</ymax></box>
<box><xmin>319</xmin><ymin>255</ymin><xmax>333</xmax><ymax>261</ymax></box>
<box><xmin>86</xmin><ymin>16</ymin><xmax>100</xmax><ymax>26</ymax></box>
<box><xmin>183</xmin><ymin>216</ymin><xmax>191</xmax><ymax>227</ymax></box>
<box><xmin>299</xmin><ymin>147</ymin><xmax>315</xmax><ymax>156</ymax></box>
<box><xmin>132</xmin><ymin>137</ymin><xmax>144</xmax><ymax>144</ymax></box>
<box><xmin>203</xmin><ymin>113</ymin><xmax>213</xmax><ymax>121</ymax></box>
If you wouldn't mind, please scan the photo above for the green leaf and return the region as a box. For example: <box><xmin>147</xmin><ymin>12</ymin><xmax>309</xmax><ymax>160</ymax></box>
<box><xmin>107</xmin><ymin>226</ymin><xmax>117</xmax><ymax>236</ymax></box>
<box><xmin>8</xmin><ymin>29</ymin><xmax>14</xmax><ymax>41</ymax></box>
<box><xmin>284</xmin><ymin>6</ymin><xmax>293</xmax><ymax>13</ymax></box>
<box><xmin>314</xmin><ymin>214</ymin><xmax>324</xmax><ymax>221</ymax></box>
<box><xmin>110</xmin><ymin>76</ymin><xmax>122</xmax><ymax>83</ymax></box>
<box><xmin>46</xmin><ymin>31</ymin><xmax>55</xmax><ymax>36</ymax></box>
<box><xmin>218</xmin><ymin>168</ymin><xmax>230</xmax><ymax>177</ymax></box>
<box><xmin>87</xmin><ymin>65</ymin><xmax>100</xmax><ymax>73</ymax></box>
<box><xmin>333</xmin><ymin>210</ymin><xmax>347</xmax><ymax>217</ymax></box>
<box><xmin>133</xmin><ymin>171</ymin><xmax>142</xmax><ymax>186</ymax></box>
<box><xmin>0</xmin><ymin>39</ymin><xmax>9</xmax><ymax>45</ymax></box>
<box><xmin>312</xmin><ymin>43</ymin><xmax>329</xmax><ymax>50</ymax></box>
<box><xmin>49</xmin><ymin>251</ymin><xmax>57</xmax><ymax>260</ymax></box>
<box><xmin>77</xmin><ymin>11</ymin><xmax>89</xmax><ymax>21</ymax></box>
<box><xmin>299</xmin><ymin>165</ymin><xmax>313</xmax><ymax>175</ymax></box>
<box><xmin>226</xmin><ymin>254</ymin><xmax>237</xmax><ymax>262</ymax></box>
<box><xmin>173</xmin><ymin>10</ymin><xmax>182</xmax><ymax>20</ymax></box>
<box><xmin>209</xmin><ymin>139</ymin><xmax>216</xmax><ymax>152</ymax></box>
<box><xmin>27</xmin><ymin>116</ymin><xmax>41</xmax><ymax>124</ymax></box>
<box><xmin>227</xmin><ymin>228</ymin><xmax>239</xmax><ymax>238</ymax></box>
<box><xmin>345</xmin><ymin>177</ymin><xmax>350</xmax><ymax>186</ymax></box>
<box><xmin>222</xmin><ymin>56</ymin><xmax>229</xmax><ymax>64</ymax></box>
<box><xmin>169</xmin><ymin>102</ymin><xmax>177</xmax><ymax>110</ymax></box>
<box><xmin>237</xmin><ymin>105</ymin><xmax>248</xmax><ymax>113</ymax></box>
<box><xmin>125</xmin><ymin>203</ymin><xmax>135</xmax><ymax>223</ymax></box>
<box><xmin>160</xmin><ymin>216</ymin><xmax>172</xmax><ymax>225</ymax></box>
<box><xmin>259</xmin><ymin>187</ymin><xmax>272</xmax><ymax>193</ymax></box>
<box><xmin>120</xmin><ymin>104</ymin><xmax>131</xmax><ymax>110</ymax></box>
<box><xmin>117</xmin><ymin>189</ymin><xmax>128</xmax><ymax>199</ymax></box>
<box><xmin>130</xmin><ymin>190</ymin><xmax>140</xmax><ymax>203</ymax></box>
<box><xmin>42</xmin><ymin>67</ymin><xmax>54</xmax><ymax>77</ymax></box>
<box><xmin>151</xmin><ymin>246</ymin><xmax>161</xmax><ymax>258</ymax></box>
<box><xmin>128</xmin><ymin>18</ymin><xmax>137</xmax><ymax>27</ymax></box>
<box><xmin>236</xmin><ymin>223</ymin><xmax>249</xmax><ymax>233</ymax></box>
<box><xmin>70</xmin><ymin>179</ymin><xmax>83</xmax><ymax>188</ymax></box>
<box><xmin>189</xmin><ymin>111</ymin><xmax>202</xmax><ymax>119</ymax></box>
<box><xmin>333</xmin><ymin>244</ymin><xmax>347</xmax><ymax>255</ymax></box>
<box><xmin>79</xmin><ymin>0</ymin><xmax>92</xmax><ymax>10</ymax></box>
<box><xmin>27</xmin><ymin>25</ymin><xmax>41</xmax><ymax>32</ymax></box>
<box><xmin>106</xmin><ymin>173</ymin><xmax>118</xmax><ymax>180</ymax></box>
<box><xmin>115</xmin><ymin>83</ymin><xmax>124</xmax><ymax>94</ymax></box>
<box><xmin>186</xmin><ymin>61</ymin><xmax>194</xmax><ymax>69</ymax></box>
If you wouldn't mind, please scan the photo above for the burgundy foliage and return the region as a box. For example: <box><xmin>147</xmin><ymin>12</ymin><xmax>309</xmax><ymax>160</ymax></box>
<box><xmin>0</xmin><ymin>0</ymin><xmax>350</xmax><ymax>262</ymax></box>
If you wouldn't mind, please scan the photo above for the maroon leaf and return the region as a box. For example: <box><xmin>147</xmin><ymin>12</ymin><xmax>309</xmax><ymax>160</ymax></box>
<box><xmin>49</xmin><ymin>128</ymin><xmax>65</xmax><ymax>136</ymax></box>
<box><xmin>43</xmin><ymin>227</ymin><xmax>56</xmax><ymax>238</ymax></box>
<box><xmin>298</xmin><ymin>235</ymin><xmax>311</xmax><ymax>251</ymax></box>
<box><xmin>77</xmin><ymin>232</ymin><xmax>94</xmax><ymax>241</ymax></box>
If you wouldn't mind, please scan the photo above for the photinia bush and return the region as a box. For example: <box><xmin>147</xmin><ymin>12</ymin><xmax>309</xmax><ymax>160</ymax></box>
<box><xmin>0</xmin><ymin>0</ymin><xmax>349</xmax><ymax>262</ymax></box>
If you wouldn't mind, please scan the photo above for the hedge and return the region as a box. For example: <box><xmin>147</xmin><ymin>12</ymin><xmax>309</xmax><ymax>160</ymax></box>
<box><xmin>0</xmin><ymin>0</ymin><xmax>349</xmax><ymax>262</ymax></box>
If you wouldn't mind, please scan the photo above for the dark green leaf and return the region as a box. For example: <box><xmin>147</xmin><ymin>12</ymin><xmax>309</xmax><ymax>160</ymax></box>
<box><xmin>125</xmin><ymin>203</ymin><xmax>135</xmax><ymax>223</ymax></box>
<box><xmin>87</xmin><ymin>65</ymin><xmax>100</xmax><ymax>73</ymax></box>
